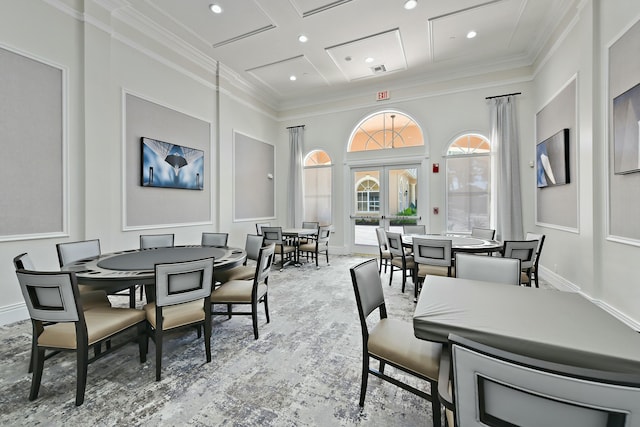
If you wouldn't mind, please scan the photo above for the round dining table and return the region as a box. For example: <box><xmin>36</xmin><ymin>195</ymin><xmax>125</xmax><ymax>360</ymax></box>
<box><xmin>61</xmin><ymin>245</ymin><xmax>247</xmax><ymax>300</ymax></box>
<box><xmin>401</xmin><ymin>234</ymin><xmax>502</xmax><ymax>254</ymax></box>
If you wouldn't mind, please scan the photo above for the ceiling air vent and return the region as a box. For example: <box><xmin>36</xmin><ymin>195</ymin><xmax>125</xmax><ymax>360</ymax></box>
<box><xmin>371</xmin><ymin>64</ymin><xmax>387</xmax><ymax>74</ymax></box>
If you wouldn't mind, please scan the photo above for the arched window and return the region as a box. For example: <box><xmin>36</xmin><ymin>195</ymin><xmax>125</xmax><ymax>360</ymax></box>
<box><xmin>356</xmin><ymin>177</ymin><xmax>380</xmax><ymax>212</ymax></box>
<box><xmin>445</xmin><ymin>133</ymin><xmax>492</xmax><ymax>232</ymax></box>
<box><xmin>304</xmin><ymin>150</ymin><xmax>332</xmax><ymax>224</ymax></box>
<box><xmin>348</xmin><ymin>111</ymin><xmax>424</xmax><ymax>152</ymax></box>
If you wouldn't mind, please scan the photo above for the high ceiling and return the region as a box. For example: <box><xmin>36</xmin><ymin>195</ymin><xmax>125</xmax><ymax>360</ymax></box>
<box><xmin>116</xmin><ymin>0</ymin><xmax>575</xmax><ymax>108</ymax></box>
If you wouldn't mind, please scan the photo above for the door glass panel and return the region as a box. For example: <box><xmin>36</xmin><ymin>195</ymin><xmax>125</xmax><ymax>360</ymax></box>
<box><xmin>353</xmin><ymin>170</ymin><xmax>380</xmax><ymax>246</ymax></box>
<box><xmin>387</xmin><ymin>167</ymin><xmax>418</xmax><ymax>233</ymax></box>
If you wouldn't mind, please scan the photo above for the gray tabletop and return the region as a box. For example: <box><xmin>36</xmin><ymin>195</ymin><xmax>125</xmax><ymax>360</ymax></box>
<box><xmin>402</xmin><ymin>234</ymin><xmax>502</xmax><ymax>253</ymax></box>
<box><xmin>413</xmin><ymin>276</ymin><xmax>640</xmax><ymax>374</ymax></box>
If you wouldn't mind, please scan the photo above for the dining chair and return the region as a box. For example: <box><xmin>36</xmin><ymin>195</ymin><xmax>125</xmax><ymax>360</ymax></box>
<box><xmin>298</xmin><ymin>225</ymin><xmax>331</xmax><ymax>268</ymax></box>
<box><xmin>56</xmin><ymin>239</ymin><xmax>137</xmax><ymax>308</ymax></box>
<box><xmin>214</xmin><ymin>234</ymin><xmax>264</xmax><ymax>284</ymax></box>
<box><xmin>375</xmin><ymin>227</ymin><xmax>391</xmax><ymax>274</ymax></box>
<box><xmin>440</xmin><ymin>333</ymin><xmax>640</xmax><ymax>427</ymax></box>
<box><xmin>143</xmin><ymin>257</ymin><xmax>214</xmax><ymax>381</ymax></box>
<box><xmin>403</xmin><ymin>224</ymin><xmax>426</xmax><ymax>235</ymax></box>
<box><xmin>412</xmin><ymin>237</ymin><xmax>453</xmax><ymax>299</ymax></box>
<box><xmin>300</xmin><ymin>221</ymin><xmax>319</xmax><ymax>247</ymax></box>
<box><xmin>385</xmin><ymin>231</ymin><xmax>415</xmax><ymax>293</ymax></box>
<box><xmin>16</xmin><ymin>269</ymin><xmax>146</xmax><ymax>405</ymax></box>
<box><xmin>201</xmin><ymin>232</ymin><xmax>229</xmax><ymax>247</ymax></box>
<box><xmin>349</xmin><ymin>258</ymin><xmax>442</xmax><ymax>427</ymax></box>
<box><xmin>502</xmin><ymin>239</ymin><xmax>539</xmax><ymax>286</ymax></box>
<box><xmin>525</xmin><ymin>232</ymin><xmax>546</xmax><ymax>288</ymax></box>
<box><xmin>210</xmin><ymin>243</ymin><xmax>276</xmax><ymax>339</ymax></box>
<box><xmin>455</xmin><ymin>253</ymin><xmax>521</xmax><ymax>286</ymax></box>
<box><xmin>140</xmin><ymin>233</ymin><xmax>175</xmax><ymax>249</ymax></box>
<box><xmin>471</xmin><ymin>227</ymin><xmax>496</xmax><ymax>240</ymax></box>
<box><xmin>261</xmin><ymin>226</ymin><xmax>296</xmax><ymax>271</ymax></box>
<box><xmin>255</xmin><ymin>222</ymin><xmax>271</xmax><ymax>236</ymax></box>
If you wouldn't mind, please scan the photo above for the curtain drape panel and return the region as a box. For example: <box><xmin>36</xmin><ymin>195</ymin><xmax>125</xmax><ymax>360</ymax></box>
<box><xmin>490</xmin><ymin>96</ymin><xmax>523</xmax><ymax>241</ymax></box>
<box><xmin>287</xmin><ymin>126</ymin><xmax>305</xmax><ymax>227</ymax></box>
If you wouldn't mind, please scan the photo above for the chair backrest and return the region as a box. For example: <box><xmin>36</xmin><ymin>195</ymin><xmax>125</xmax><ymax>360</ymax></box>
<box><xmin>471</xmin><ymin>227</ymin><xmax>496</xmax><ymax>240</ymax></box>
<box><xmin>503</xmin><ymin>239</ymin><xmax>538</xmax><ymax>269</ymax></box>
<box><xmin>16</xmin><ymin>270</ymin><xmax>81</xmax><ymax>323</ymax></box>
<box><xmin>255</xmin><ymin>222</ymin><xmax>271</xmax><ymax>235</ymax></box>
<box><xmin>349</xmin><ymin>258</ymin><xmax>387</xmax><ymax>326</ymax></box>
<box><xmin>403</xmin><ymin>224</ymin><xmax>426</xmax><ymax>235</ymax></box>
<box><xmin>140</xmin><ymin>234</ymin><xmax>175</xmax><ymax>249</ymax></box>
<box><xmin>261</xmin><ymin>226</ymin><xmax>283</xmax><ymax>245</ymax></box>
<box><xmin>302</xmin><ymin>221</ymin><xmax>319</xmax><ymax>230</ymax></box>
<box><xmin>245</xmin><ymin>234</ymin><xmax>264</xmax><ymax>261</ymax></box>
<box><xmin>525</xmin><ymin>232</ymin><xmax>546</xmax><ymax>266</ymax></box>
<box><xmin>449</xmin><ymin>333</ymin><xmax>640</xmax><ymax>427</ymax></box>
<box><xmin>254</xmin><ymin>243</ymin><xmax>276</xmax><ymax>284</ymax></box>
<box><xmin>13</xmin><ymin>252</ymin><xmax>35</xmax><ymax>270</ymax></box>
<box><xmin>201</xmin><ymin>232</ymin><xmax>229</xmax><ymax>247</ymax></box>
<box><xmin>412</xmin><ymin>238</ymin><xmax>452</xmax><ymax>267</ymax></box>
<box><xmin>316</xmin><ymin>225</ymin><xmax>331</xmax><ymax>246</ymax></box>
<box><xmin>154</xmin><ymin>258</ymin><xmax>214</xmax><ymax>307</ymax></box>
<box><xmin>56</xmin><ymin>239</ymin><xmax>101</xmax><ymax>267</ymax></box>
<box><xmin>455</xmin><ymin>253</ymin><xmax>521</xmax><ymax>285</ymax></box>
<box><xmin>375</xmin><ymin>227</ymin><xmax>388</xmax><ymax>251</ymax></box>
<box><xmin>385</xmin><ymin>232</ymin><xmax>405</xmax><ymax>258</ymax></box>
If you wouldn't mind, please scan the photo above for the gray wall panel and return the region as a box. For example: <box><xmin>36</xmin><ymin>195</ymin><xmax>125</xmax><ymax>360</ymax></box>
<box><xmin>233</xmin><ymin>132</ymin><xmax>274</xmax><ymax>220</ymax></box>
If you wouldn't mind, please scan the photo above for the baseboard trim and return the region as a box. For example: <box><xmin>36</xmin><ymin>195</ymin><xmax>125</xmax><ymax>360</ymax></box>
<box><xmin>0</xmin><ymin>302</ymin><xmax>28</xmax><ymax>327</ymax></box>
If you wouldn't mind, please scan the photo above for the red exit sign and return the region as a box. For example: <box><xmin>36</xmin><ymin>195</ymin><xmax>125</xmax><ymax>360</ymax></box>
<box><xmin>376</xmin><ymin>90</ymin><xmax>390</xmax><ymax>101</ymax></box>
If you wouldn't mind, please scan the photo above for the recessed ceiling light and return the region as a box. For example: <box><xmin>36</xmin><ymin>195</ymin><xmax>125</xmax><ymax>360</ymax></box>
<box><xmin>298</xmin><ymin>34</ymin><xmax>308</xmax><ymax>43</ymax></box>
<box><xmin>209</xmin><ymin>4</ymin><xmax>222</xmax><ymax>14</ymax></box>
<box><xmin>289</xmin><ymin>75</ymin><xmax>297</xmax><ymax>81</ymax></box>
<box><xmin>404</xmin><ymin>0</ymin><xmax>417</xmax><ymax>10</ymax></box>
<box><xmin>467</xmin><ymin>31</ymin><xmax>477</xmax><ymax>39</ymax></box>
<box><xmin>365</xmin><ymin>57</ymin><xmax>374</xmax><ymax>63</ymax></box>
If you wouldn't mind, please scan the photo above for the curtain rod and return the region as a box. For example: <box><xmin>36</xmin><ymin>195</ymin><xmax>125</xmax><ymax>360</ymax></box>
<box><xmin>286</xmin><ymin>125</ymin><xmax>305</xmax><ymax>129</ymax></box>
<box><xmin>485</xmin><ymin>92</ymin><xmax>521</xmax><ymax>100</ymax></box>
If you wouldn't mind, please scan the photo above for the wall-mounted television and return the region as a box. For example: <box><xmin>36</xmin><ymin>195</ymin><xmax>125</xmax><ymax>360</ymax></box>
<box><xmin>536</xmin><ymin>128</ymin><xmax>570</xmax><ymax>188</ymax></box>
<box><xmin>141</xmin><ymin>137</ymin><xmax>204</xmax><ymax>190</ymax></box>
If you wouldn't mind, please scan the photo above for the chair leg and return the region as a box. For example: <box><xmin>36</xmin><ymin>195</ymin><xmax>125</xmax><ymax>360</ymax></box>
<box><xmin>28</xmin><ymin>334</ymin><xmax>37</xmax><ymax>374</ymax></box>
<box><xmin>379</xmin><ymin>359</ymin><xmax>386</xmax><ymax>374</ymax></box>
<box><xmin>264</xmin><ymin>294</ymin><xmax>270</xmax><ymax>324</ymax></box>
<box><xmin>29</xmin><ymin>347</ymin><xmax>45</xmax><ymax>401</ymax></box>
<box><xmin>431</xmin><ymin>386</ymin><xmax>442</xmax><ymax>427</ymax></box>
<box><xmin>325</xmin><ymin>250</ymin><xmax>329</xmax><ymax>266</ymax></box>
<box><xmin>138</xmin><ymin>322</ymin><xmax>147</xmax><ymax>363</ymax></box>
<box><xmin>359</xmin><ymin>352</ymin><xmax>369</xmax><ymax>407</ymax></box>
<box><xmin>227</xmin><ymin>303</ymin><xmax>232</xmax><ymax>319</ymax></box>
<box><xmin>76</xmin><ymin>346</ymin><xmax>88</xmax><ymax>406</ymax></box>
<box><xmin>204</xmin><ymin>320</ymin><xmax>212</xmax><ymax>364</ymax></box>
<box><xmin>378</xmin><ymin>258</ymin><xmax>382</xmax><ymax>274</ymax></box>
<box><xmin>129</xmin><ymin>286</ymin><xmax>136</xmax><ymax>308</ymax></box>
<box><xmin>388</xmin><ymin>266</ymin><xmax>394</xmax><ymax>287</ymax></box>
<box><xmin>155</xmin><ymin>329</ymin><xmax>163</xmax><ymax>381</ymax></box>
<box><xmin>252</xmin><ymin>301</ymin><xmax>259</xmax><ymax>340</ymax></box>
<box><xmin>401</xmin><ymin>269</ymin><xmax>407</xmax><ymax>293</ymax></box>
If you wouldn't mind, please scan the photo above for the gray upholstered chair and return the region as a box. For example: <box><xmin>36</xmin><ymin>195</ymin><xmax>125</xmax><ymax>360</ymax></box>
<box><xmin>386</xmin><ymin>231</ymin><xmax>415</xmax><ymax>293</ymax></box>
<box><xmin>261</xmin><ymin>226</ymin><xmax>296</xmax><ymax>271</ymax></box>
<box><xmin>471</xmin><ymin>227</ymin><xmax>496</xmax><ymax>240</ymax></box>
<box><xmin>349</xmin><ymin>258</ymin><xmax>442</xmax><ymax>427</ymax></box>
<box><xmin>143</xmin><ymin>257</ymin><xmax>214</xmax><ymax>381</ymax></box>
<box><xmin>255</xmin><ymin>222</ymin><xmax>271</xmax><ymax>236</ymax></box>
<box><xmin>375</xmin><ymin>227</ymin><xmax>391</xmax><ymax>274</ymax></box>
<box><xmin>455</xmin><ymin>253</ymin><xmax>521</xmax><ymax>286</ymax></box>
<box><xmin>403</xmin><ymin>224</ymin><xmax>426</xmax><ymax>235</ymax></box>
<box><xmin>210</xmin><ymin>243</ymin><xmax>275</xmax><ymax>339</ymax></box>
<box><xmin>299</xmin><ymin>221</ymin><xmax>319</xmax><ymax>247</ymax></box>
<box><xmin>201</xmin><ymin>232</ymin><xmax>229</xmax><ymax>247</ymax></box>
<box><xmin>16</xmin><ymin>269</ymin><xmax>146</xmax><ymax>406</ymax></box>
<box><xmin>140</xmin><ymin>233</ymin><xmax>175</xmax><ymax>249</ymax></box>
<box><xmin>525</xmin><ymin>232</ymin><xmax>546</xmax><ymax>288</ymax></box>
<box><xmin>502</xmin><ymin>239</ymin><xmax>539</xmax><ymax>286</ymax></box>
<box><xmin>298</xmin><ymin>225</ymin><xmax>331</xmax><ymax>268</ymax></box>
<box><xmin>412</xmin><ymin>237</ymin><xmax>453</xmax><ymax>299</ymax></box>
<box><xmin>440</xmin><ymin>333</ymin><xmax>640</xmax><ymax>427</ymax></box>
<box><xmin>214</xmin><ymin>234</ymin><xmax>264</xmax><ymax>284</ymax></box>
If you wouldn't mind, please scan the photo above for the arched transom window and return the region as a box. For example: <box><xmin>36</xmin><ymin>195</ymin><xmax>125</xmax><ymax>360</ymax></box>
<box><xmin>349</xmin><ymin>111</ymin><xmax>424</xmax><ymax>152</ymax></box>
<box><xmin>356</xmin><ymin>177</ymin><xmax>380</xmax><ymax>213</ymax></box>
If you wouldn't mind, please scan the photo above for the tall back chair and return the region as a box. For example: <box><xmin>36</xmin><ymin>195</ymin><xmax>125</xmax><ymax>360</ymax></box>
<box><xmin>349</xmin><ymin>259</ymin><xmax>442</xmax><ymax>427</ymax></box>
<box><xmin>471</xmin><ymin>227</ymin><xmax>496</xmax><ymax>240</ymax></box>
<box><xmin>140</xmin><ymin>233</ymin><xmax>175</xmax><ymax>249</ymax></box>
<box><xmin>261</xmin><ymin>226</ymin><xmax>296</xmax><ymax>271</ymax></box>
<box><xmin>375</xmin><ymin>227</ymin><xmax>391</xmax><ymax>274</ymax></box>
<box><xmin>455</xmin><ymin>253</ymin><xmax>521</xmax><ymax>286</ymax></box>
<box><xmin>503</xmin><ymin>239</ymin><xmax>539</xmax><ymax>286</ymax></box>
<box><xmin>445</xmin><ymin>333</ymin><xmax>640</xmax><ymax>427</ymax></box>
<box><xmin>210</xmin><ymin>243</ymin><xmax>276</xmax><ymax>339</ymax></box>
<box><xmin>255</xmin><ymin>222</ymin><xmax>271</xmax><ymax>235</ymax></box>
<box><xmin>525</xmin><ymin>232</ymin><xmax>546</xmax><ymax>288</ymax></box>
<box><xmin>201</xmin><ymin>232</ymin><xmax>229</xmax><ymax>247</ymax></box>
<box><xmin>386</xmin><ymin>231</ymin><xmax>415</xmax><ymax>293</ymax></box>
<box><xmin>298</xmin><ymin>225</ymin><xmax>331</xmax><ymax>268</ymax></box>
<box><xmin>214</xmin><ymin>234</ymin><xmax>264</xmax><ymax>284</ymax></box>
<box><xmin>302</xmin><ymin>221</ymin><xmax>319</xmax><ymax>230</ymax></box>
<box><xmin>412</xmin><ymin>238</ymin><xmax>453</xmax><ymax>299</ymax></box>
<box><xmin>403</xmin><ymin>224</ymin><xmax>426</xmax><ymax>235</ymax></box>
<box><xmin>144</xmin><ymin>257</ymin><xmax>213</xmax><ymax>381</ymax></box>
<box><xmin>13</xmin><ymin>252</ymin><xmax>35</xmax><ymax>270</ymax></box>
<box><xmin>16</xmin><ymin>269</ymin><xmax>146</xmax><ymax>405</ymax></box>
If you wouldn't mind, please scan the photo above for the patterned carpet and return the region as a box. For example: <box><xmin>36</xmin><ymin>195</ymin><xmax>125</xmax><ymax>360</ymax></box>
<box><xmin>0</xmin><ymin>255</ymin><xmax>440</xmax><ymax>426</ymax></box>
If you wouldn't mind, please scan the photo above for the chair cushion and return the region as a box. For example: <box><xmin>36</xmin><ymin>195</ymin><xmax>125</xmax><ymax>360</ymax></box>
<box><xmin>298</xmin><ymin>242</ymin><xmax>317</xmax><ymax>252</ymax></box>
<box><xmin>80</xmin><ymin>290</ymin><xmax>112</xmax><ymax>311</ymax></box>
<box><xmin>521</xmin><ymin>271</ymin><xmax>530</xmax><ymax>284</ymax></box>
<box><xmin>391</xmin><ymin>257</ymin><xmax>415</xmax><ymax>269</ymax></box>
<box><xmin>380</xmin><ymin>250</ymin><xmax>391</xmax><ymax>259</ymax></box>
<box><xmin>214</xmin><ymin>265</ymin><xmax>255</xmax><ymax>283</ymax></box>
<box><xmin>37</xmin><ymin>307</ymin><xmax>146</xmax><ymax>349</ymax></box>
<box><xmin>417</xmin><ymin>264</ymin><xmax>450</xmax><ymax>278</ymax></box>
<box><xmin>368</xmin><ymin>318</ymin><xmax>441</xmax><ymax>381</ymax></box>
<box><xmin>210</xmin><ymin>280</ymin><xmax>267</xmax><ymax>304</ymax></box>
<box><xmin>276</xmin><ymin>244</ymin><xmax>296</xmax><ymax>254</ymax></box>
<box><xmin>144</xmin><ymin>300</ymin><xmax>205</xmax><ymax>330</ymax></box>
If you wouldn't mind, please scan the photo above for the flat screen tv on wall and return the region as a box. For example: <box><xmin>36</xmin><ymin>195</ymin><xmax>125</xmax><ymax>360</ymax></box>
<box><xmin>141</xmin><ymin>137</ymin><xmax>204</xmax><ymax>190</ymax></box>
<box><xmin>536</xmin><ymin>128</ymin><xmax>570</xmax><ymax>188</ymax></box>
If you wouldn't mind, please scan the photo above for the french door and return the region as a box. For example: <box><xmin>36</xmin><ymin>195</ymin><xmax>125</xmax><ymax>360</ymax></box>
<box><xmin>350</xmin><ymin>164</ymin><xmax>421</xmax><ymax>254</ymax></box>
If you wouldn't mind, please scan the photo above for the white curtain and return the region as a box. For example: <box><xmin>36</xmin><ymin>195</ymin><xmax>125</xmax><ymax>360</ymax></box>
<box><xmin>490</xmin><ymin>96</ymin><xmax>523</xmax><ymax>241</ymax></box>
<box><xmin>287</xmin><ymin>126</ymin><xmax>305</xmax><ymax>227</ymax></box>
